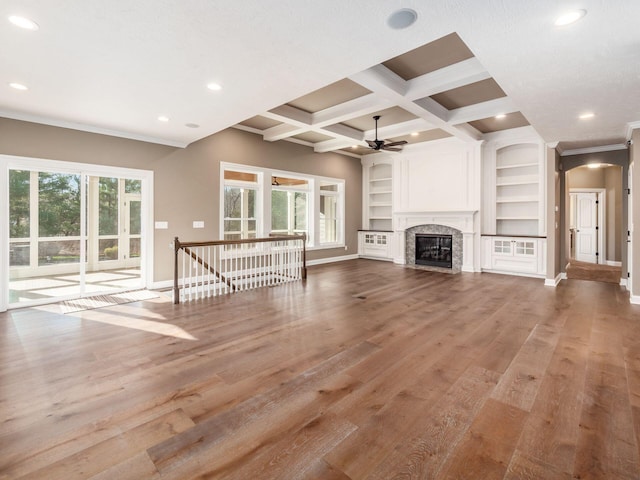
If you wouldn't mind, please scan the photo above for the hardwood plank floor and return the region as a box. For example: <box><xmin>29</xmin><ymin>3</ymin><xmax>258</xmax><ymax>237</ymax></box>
<box><xmin>1</xmin><ymin>259</ymin><xmax>640</xmax><ymax>479</ymax></box>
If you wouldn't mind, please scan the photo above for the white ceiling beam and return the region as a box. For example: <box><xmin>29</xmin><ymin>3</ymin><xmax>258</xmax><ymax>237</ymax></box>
<box><xmin>316</xmin><ymin>119</ymin><xmax>440</xmax><ymax>153</ymax></box>
<box><xmin>322</xmin><ymin>123</ymin><xmax>364</xmax><ymax>141</ymax></box>
<box><xmin>263</xmin><ymin>104</ymin><xmax>312</xmax><ymax>126</ymax></box>
<box><xmin>349</xmin><ymin>64</ymin><xmax>408</xmax><ymax>98</ymax></box>
<box><xmin>448</xmin><ymin>97</ymin><xmax>518</xmax><ymax>124</ymax></box>
<box><xmin>262</xmin><ymin>123</ymin><xmax>304</xmax><ymax>142</ymax></box>
<box><xmin>314</xmin><ymin>137</ymin><xmax>360</xmax><ymax>153</ymax></box>
<box><xmin>350</xmin><ymin>65</ymin><xmax>480</xmax><ymax>141</ymax></box>
<box><xmin>364</xmin><ymin>118</ymin><xmax>434</xmax><ymax>140</ymax></box>
<box><xmin>312</xmin><ymin>93</ymin><xmax>394</xmax><ymax>127</ymax></box>
<box><xmin>405</xmin><ymin>57</ymin><xmax>491</xmax><ymax>100</ymax></box>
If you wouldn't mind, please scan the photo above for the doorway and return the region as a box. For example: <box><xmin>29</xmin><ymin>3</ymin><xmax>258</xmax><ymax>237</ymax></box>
<box><xmin>1</xmin><ymin>155</ymin><xmax>153</xmax><ymax>310</ymax></box>
<box><xmin>565</xmin><ymin>163</ymin><xmax>623</xmax><ymax>284</ymax></box>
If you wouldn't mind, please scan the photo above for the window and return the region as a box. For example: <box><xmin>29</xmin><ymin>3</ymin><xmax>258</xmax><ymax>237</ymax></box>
<box><xmin>220</xmin><ymin>163</ymin><xmax>344</xmax><ymax>249</ymax></box>
<box><xmin>271</xmin><ymin>176</ymin><xmax>308</xmax><ymax>236</ymax></box>
<box><xmin>320</xmin><ymin>182</ymin><xmax>339</xmax><ymax>244</ymax></box>
<box><xmin>223</xmin><ymin>170</ymin><xmax>258</xmax><ymax>240</ymax></box>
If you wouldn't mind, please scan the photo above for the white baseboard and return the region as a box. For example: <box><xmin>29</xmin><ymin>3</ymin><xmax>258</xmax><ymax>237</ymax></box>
<box><xmin>544</xmin><ymin>273</ymin><xmax>563</xmax><ymax>287</ymax></box>
<box><xmin>620</xmin><ymin>278</ymin><xmax>628</xmax><ymax>287</ymax></box>
<box><xmin>308</xmin><ymin>254</ymin><xmax>359</xmax><ymax>266</ymax></box>
<box><xmin>150</xmin><ymin>279</ymin><xmax>173</xmax><ymax>290</ymax></box>
<box><xmin>630</xmin><ymin>294</ymin><xmax>640</xmax><ymax>305</ymax></box>
<box><xmin>607</xmin><ymin>260</ymin><xmax>623</xmax><ymax>267</ymax></box>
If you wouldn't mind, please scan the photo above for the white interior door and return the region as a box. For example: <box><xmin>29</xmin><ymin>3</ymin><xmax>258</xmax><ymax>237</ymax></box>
<box><xmin>575</xmin><ymin>192</ymin><xmax>598</xmax><ymax>263</ymax></box>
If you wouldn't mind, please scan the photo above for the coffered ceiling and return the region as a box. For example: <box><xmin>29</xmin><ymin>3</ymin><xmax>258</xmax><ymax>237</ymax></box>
<box><xmin>236</xmin><ymin>33</ymin><xmax>530</xmax><ymax>156</ymax></box>
<box><xmin>1</xmin><ymin>1</ymin><xmax>639</xmax><ymax>155</ymax></box>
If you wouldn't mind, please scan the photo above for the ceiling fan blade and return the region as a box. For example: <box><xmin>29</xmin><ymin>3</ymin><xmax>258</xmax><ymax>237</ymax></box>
<box><xmin>384</xmin><ymin>140</ymin><xmax>408</xmax><ymax>147</ymax></box>
<box><xmin>366</xmin><ymin>140</ymin><xmax>378</xmax><ymax>149</ymax></box>
<box><xmin>381</xmin><ymin>146</ymin><xmax>403</xmax><ymax>152</ymax></box>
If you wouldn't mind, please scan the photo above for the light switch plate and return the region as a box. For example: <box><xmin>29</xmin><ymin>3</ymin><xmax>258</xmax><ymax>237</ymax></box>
<box><xmin>155</xmin><ymin>221</ymin><xmax>168</xmax><ymax>229</ymax></box>
<box><xmin>193</xmin><ymin>221</ymin><xmax>205</xmax><ymax>228</ymax></box>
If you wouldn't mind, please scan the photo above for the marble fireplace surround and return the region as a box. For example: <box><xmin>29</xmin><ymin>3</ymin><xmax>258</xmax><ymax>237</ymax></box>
<box><xmin>395</xmin><ymin>211</ymin><xmax>477</xmax><ymax>273</ymax></box>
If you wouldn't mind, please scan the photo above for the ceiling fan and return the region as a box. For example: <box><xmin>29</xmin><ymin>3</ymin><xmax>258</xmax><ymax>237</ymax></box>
<box><xmin>365</xmin><ymin>115</ymin><xmax>408</xmax><ymax>152</ymax></box>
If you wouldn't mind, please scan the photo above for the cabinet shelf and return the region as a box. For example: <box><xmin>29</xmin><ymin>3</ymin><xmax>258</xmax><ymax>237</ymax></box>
<box><xmin>496</xmin><ymin>196</ymin><xmax>538</xmax><ymax>203</ymax></box>
<box><xmin>497</xmin><ymin>216</ymin><xmax>539</xmax><ymax>221</ymax></box>
<box><xmin>496</xmin><ymin>162</ymin><xmax>538</xmax><ymax>170</ymax></box>
<box><xmin>369</xmin><ymin>216</ymin><xmax>392</xmax><ymax>220</ymax></box>
<box><xmin>497</xmin><ymin>179</ymin><xmax>538</xmax><ymax>187</ymax></box>
<box><xmin>369</xmin><ymin>177</ymin><xmax>392</xmax><ymax>182</ymax></box>
<box><xmin>369</xmin><ymin>190</ymin><xmax>392</xmax><ymax>195</ymax></box>
<box><xmin>369</xmin><ymin>202</ymin><xmax>392</xmax><ymax>207</ymax></box>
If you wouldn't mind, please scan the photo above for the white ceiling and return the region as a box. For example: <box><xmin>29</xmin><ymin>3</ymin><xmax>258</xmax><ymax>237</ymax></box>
<box><xmin>1</xmin><ymin>0</ymin><xmax>639</xmax><ymax>153</ymax></box>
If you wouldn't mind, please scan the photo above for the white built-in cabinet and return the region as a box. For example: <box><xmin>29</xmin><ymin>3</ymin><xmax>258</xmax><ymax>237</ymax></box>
<box><xmin>481</xmin><ymin>236</ymin><xmax>547</xmax><ymax>277</ymax></box>
<box><xmin>358</xmin><ymin>231</ymin><xmax>392</xmax><ymax>260</ymax></box>
<box><xmin>481</xmin><ymin>130</ymin><xmax>547</xmax><ymax>277</ymax></box>
<box><xmin>360</xmin><ymin>158</ymin><xmax>394</xmax><ymax>260</ymax></box>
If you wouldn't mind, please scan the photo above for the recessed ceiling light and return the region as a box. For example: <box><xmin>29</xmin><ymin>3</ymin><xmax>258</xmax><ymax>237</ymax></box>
<box><xmin>587</xmin><ymin>163</ymin><xmax>602</xmax><ymax>169</ymax></box>
<box><xmin>9</xmin><ymin>82</ymin><xmax>28</xmax><ymax>91</ymax></box>
<box><xmin>158</xmin><ymin>116</ymin><xmax>169</xmax><ymax>122</ymax></box>
<box><xmin>555</xmin><ymin>9</ymin><xmax>586</xmax><ymax>26</ymax></box>
<box><xmin>411</xmin><ymin>132</ymin><xmax>419</xmax><ymax>136</ymax></box>
<box><xmin>8</xmin><ymin>15</ymin><xmax>39</xmax><ymax>30</ymax></box>
<box><xmin>351</xmin><ymin>145</ymin><xmax>358</xmax><ymax>149</ymax></box>
<box><xmin>387</xmin><ymin>8</ymin><xmax>418</xmax><ymax>29</ymax></box>
<box><xmin>207</xmin><ymin>82</ymin><xmax>222</xmax><ymax>91</ymax></box>
<box><xmin>579</xmin><ymin>112</ymin><xmax>595</xmax><ymax>119</ymax></box>
<box><xmin>495</xmin><ymin>114</ymin><xmax>507</xmax><ymax>119</ymax></box>
<box><xmin>185</xmin><ymin>123</ymin><xmax>200</xmax><ymax>128</ymax></box>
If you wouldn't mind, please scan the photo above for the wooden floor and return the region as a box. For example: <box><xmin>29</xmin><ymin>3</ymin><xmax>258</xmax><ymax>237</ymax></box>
<box><xmin>1</xmin><ymin>259</ymin><xmax>640</xmax><ymax>479</ymax></box>
<box><xmin>566</xmin><ymin>259</ymin><xmax>622</xmax><ymax>284</ymax></box>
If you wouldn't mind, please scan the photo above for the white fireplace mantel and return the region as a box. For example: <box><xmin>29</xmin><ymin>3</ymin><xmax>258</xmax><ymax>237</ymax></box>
<box><xmin>393</xmin><ymin>210</ymin><xmax>479</xmax><ymax>272</ymax></box>
<box><xmin>394</xmin><ymin>210</ymin><xmax>477</xmax><ymax>233</ymax></box>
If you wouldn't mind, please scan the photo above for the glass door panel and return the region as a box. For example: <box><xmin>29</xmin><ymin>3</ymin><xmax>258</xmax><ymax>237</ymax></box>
<box><xmin>8</xmin><ymin>170</ymin><xmax>145</xmax><ymax>306</ymax></box>
<box><xmin>9</xmin><ymin>170</ymin><xmax>82</xmax><ymax>304</ymax></box>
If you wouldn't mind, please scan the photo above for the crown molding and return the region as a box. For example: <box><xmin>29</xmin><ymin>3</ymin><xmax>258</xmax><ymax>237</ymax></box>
<box><xmin>0</xmin><ymin>110</ymin><xmax>188</xmax><ymax>148</ymax></box>
<box><xmin>560</xmin><ymin>143</ymin><xmax>627</xmax><ymax>157</ymax></box>
<box><xmin>626</xmin><ymin>121</ymin><xmax>640</xmax><ymax>140</ymax></box>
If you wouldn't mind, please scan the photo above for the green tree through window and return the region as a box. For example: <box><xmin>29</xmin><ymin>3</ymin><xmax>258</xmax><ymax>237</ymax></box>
<box><xmin>9</xmin><ymin>170</ymin><xmax>30</xmax><ymax>238</ymax></box>
<box><xmin>38</xmin><ymin>172</ymin><xmax>81</xmax><ymax>237</ymax></box>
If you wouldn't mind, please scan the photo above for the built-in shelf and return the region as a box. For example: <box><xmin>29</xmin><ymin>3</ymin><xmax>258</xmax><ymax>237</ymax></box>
<box><xmin>492</xmin><ymin>142</ymin><xmax>544</xmax><ymax>237</ymax></box>
<box><xmin>496</xmin><ymin>162</ymin><xmax>538</xmax><ymax>170</ymax></box>
<box><xmin>496</xmin><ymin>196</ymin><xmax>538</xmax><ymax>203</ymax></box>
<box><xmin>364</xmin><ymin>161</ymin><xmax>393</xmax><ymax>233</ymax></box>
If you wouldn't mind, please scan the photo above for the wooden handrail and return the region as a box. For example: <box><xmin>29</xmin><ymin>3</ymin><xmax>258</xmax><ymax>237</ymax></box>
<box><xmin>173</xmin><ymin>234</ymin><xmax>307</xmax><ymax>304</ymax></box>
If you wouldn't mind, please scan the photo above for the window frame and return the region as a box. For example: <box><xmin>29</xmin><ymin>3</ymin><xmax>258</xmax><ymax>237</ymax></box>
<box><xmin>220</xmin><ymin>162</ymin><xmax>345</xmax><ymax>250</ymax></box>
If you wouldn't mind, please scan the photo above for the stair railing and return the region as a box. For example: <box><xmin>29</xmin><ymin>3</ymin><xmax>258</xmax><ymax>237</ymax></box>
<box><xmin>173</xmin><ymin>234</ymin><xmax>306</xmax><ymax>304</ymax></box>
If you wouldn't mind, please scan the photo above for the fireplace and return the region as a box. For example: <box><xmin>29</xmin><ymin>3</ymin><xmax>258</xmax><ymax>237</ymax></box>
<box><xmin>404</xmin><ymin>224</ymin><xmax>463</xmax><ymax>273</ymax></box>
<box><xmin>415</xmin><ymin>234</ymin><xmax>453</xmax><ymax>269</ymax></box>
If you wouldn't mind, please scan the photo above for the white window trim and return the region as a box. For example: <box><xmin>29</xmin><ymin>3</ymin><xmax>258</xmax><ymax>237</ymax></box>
<box><xmin>220</xmin><ymin>162</ymin><xmax>345</xmax><ymax>249</ymax></box>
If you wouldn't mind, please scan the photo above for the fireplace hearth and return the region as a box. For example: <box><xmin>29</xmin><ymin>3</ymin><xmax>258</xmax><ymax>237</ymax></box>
<box><xmin>415</xmin><ymin>234</ymin><xmax>453</xmax><ymax>269</ymax></box>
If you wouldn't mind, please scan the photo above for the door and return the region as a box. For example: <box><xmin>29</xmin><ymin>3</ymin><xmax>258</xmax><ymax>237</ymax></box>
<box><xmin>575</xmin><ymin>192</ymin><xmax>598</xmax><ymax>263</ymax></box>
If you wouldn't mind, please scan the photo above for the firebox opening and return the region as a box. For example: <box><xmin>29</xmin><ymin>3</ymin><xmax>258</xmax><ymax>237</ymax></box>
<box><xmin>415</xmin><ymin>234</ymin><xmax>453</xmax><ymax>269</ymax></box>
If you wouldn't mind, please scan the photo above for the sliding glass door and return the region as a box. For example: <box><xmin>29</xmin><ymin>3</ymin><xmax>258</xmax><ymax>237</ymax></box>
<box><xmin>3</xmin><ymin>157</ymin><xmax>152</xmax><ymax>309</ymax></box>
